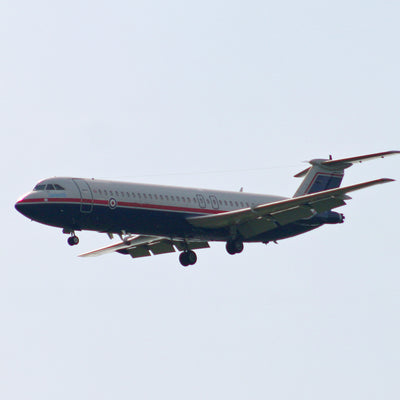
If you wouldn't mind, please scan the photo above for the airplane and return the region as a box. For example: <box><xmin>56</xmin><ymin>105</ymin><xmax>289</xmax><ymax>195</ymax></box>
<box><xmin>15</xmin><ymin>151</ymin><xmax>399</xmax><ymax>266</ymax></box>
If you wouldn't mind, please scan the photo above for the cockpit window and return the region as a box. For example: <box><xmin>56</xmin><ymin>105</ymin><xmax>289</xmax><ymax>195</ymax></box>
<box><xmin>33</xmin><ymin>184</ymin><xmax>46</xmax><ymax>191</ymax></box>
<box><xmin>33</xmin><ymin>183</ymin><xmax>65</xmax><ymax>191</ymax></box>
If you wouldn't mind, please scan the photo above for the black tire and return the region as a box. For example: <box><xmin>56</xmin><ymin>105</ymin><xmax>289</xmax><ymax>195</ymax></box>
<box><xmin>226</xmin><ymin>240</ymin><xmax>236</xmax><ymax>255</ymax></box>
<box><xmin>179</xmin><ymin>251</ymin><xmax>197</xmax><ymax>266</ymax></box>
<box><xmin>68</xmin><ymin>236</ymin><xmax>79</xmax><ymax>246</ymax></box>
<box><xmin>226</xmin><ymin>240</ymin><xmax>243</xmax><ymax>255</ymax></box>
<box><xmin>234</xmin><ymin>240</ymin><xmax>243</xmax><ymax>254</ymax></box>
<box><xmin>179</xmin><ymin>252</ymin><xmax>190</xmax><ymax>267</ymax></box>
<box><xmin>187</xmin><ymin>250</ymin><xmax>197</xmax><ymax>265</ymax></box>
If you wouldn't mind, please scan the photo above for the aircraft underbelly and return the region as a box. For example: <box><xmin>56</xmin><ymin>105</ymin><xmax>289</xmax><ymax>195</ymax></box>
<box><xmin>18</xmin><ymin>201</ymin><xmax>323</xmax><ymax>242</ymax></box>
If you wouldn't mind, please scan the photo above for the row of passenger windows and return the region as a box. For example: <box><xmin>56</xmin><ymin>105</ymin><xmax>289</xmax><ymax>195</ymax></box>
<box><xmin>94</xmin><ymin>189</ymin><xmax>194</xmax><ymax>203</ymax></box>
<box><xmin>93</xmin><ymin>188</ymin><xmax>251</xmax><ymax>208</ymax></box>
<box><xmin>34</xmin><ymin>183</ymin><xmax>65</xmax><ymax>191</ymax></box>
<box><xmin>32</xmin><ymin>183</ymin><xmax>252</xmax><ymax>208</ymax></box>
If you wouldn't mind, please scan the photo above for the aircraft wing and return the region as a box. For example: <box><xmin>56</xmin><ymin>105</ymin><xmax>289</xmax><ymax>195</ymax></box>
<box><xmin>79</xmin><ymin>234</ymin><xmax>210</xmax><ymax>258</ymax></box>
<box><xmin>187</xmin><ymin>178</ymin><xmax>394</xmax><ymax>238</ymax></box>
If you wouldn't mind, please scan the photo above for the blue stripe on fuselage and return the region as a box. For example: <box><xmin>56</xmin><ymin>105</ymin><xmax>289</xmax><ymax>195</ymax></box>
<box><xmin>308</xmin><ymin>174</ymin><xmax>343</xmax><ymax>194</ymax></box>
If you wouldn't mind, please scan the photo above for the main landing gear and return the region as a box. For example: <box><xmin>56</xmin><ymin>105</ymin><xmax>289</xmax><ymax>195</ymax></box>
<box><xmin>179</xmin><ymin>240</ymin><xmax>244</xmax><ymax>266</ymax></box>
<box><xmin>179</xmin><ymin>250</ymin><xmax>197</xmax><ymax>267</ymax></box>
<box><xmin>67</xmin><ymin>234</ymin><xmax>79</xmax><ymax>246</ymax></box>
<box><xmin>226</xmin><ymin>239</ymin><xmax>244</xmax><ymax>255</ymax></box>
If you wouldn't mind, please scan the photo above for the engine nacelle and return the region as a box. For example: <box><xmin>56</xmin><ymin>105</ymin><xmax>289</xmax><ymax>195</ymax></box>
<box><xmin>318</xmin><ymin>211</ymin><xmax>345</xmax><ymax>224</ymax></box>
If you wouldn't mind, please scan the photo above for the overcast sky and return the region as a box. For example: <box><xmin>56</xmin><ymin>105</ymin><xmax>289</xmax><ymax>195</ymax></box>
<box><xmin>1</xmin><ymin>1</ymin><xmax>400</xmax><ymax>399</ymax></box>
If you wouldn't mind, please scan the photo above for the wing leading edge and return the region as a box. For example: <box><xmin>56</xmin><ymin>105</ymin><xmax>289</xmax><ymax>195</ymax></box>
<box><xmin>186</xmin><ymin>178</ymin><xmax>394</xmax><ymax>238</ymax></box>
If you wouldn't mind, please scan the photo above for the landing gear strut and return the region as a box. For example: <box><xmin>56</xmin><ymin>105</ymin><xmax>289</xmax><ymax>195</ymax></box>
<box><xmin>226</xmin><ymin>239</ymin><xmax>244</xmax><ymax>255</ymax></box>
<box><xmin>67</xmin><ymin>234</ymin><xmax>79</xmax><ymax>246</ymax></box>
<box><xmin>179</xmin><ymin>250</ymin><xmax>197</xmax><ymax>267</ymax></box>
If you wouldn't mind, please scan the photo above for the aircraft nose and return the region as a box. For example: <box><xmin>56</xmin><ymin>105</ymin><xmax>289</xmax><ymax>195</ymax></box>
<box><xmin>15</xmin><ymin>198</ymin><xmax>26</xmax><ymax>215</ymax></box>
<box><xmin>15</xmin><ymin>195</ymin><xmax>31</xmax><ymax>218</ymax></box>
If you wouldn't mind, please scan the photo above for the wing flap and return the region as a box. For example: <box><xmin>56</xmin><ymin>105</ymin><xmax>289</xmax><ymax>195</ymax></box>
<box><xmin>271</xmin><ymin>205</ymin><xmax>316</xmax><ymax>225</ymax></box>
<box><xmin>237</xmin><ymin>206</ymin><xmax>315</xmax><ymax>239</ymax></box>
<box><xmin>308</xmin><ymin>197</ymin><xmax>347</xmax><ymax>213</ymax></box>
<box><xmin>80</xmin><ymin>235</ymin><xmax>210</xmax><ymax>259</ymax></box>
<box><xmin>173</xmin><ymin>240</ymin><xmax>210</xmax><ymax>251</ymax></box>
<box><xmin>127</xmin><ymin>246</ymin><xmax>151</xmax><ymax>258</ymax></box>
<box><xmin>149</xmin><ymin>240</ymin><xmax>176</xmax><ymax>255</ymax></box>
<box><xmin>238</xmin><ymin>218</ymin><xmax>277</xmax><ymax>238</ymax></box>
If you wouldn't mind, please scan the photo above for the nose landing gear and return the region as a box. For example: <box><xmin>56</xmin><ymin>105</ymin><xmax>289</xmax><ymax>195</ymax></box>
<box><xmin>67</xmin><ymin>234</ymin><xmax>79</xmax><ymax>246</ymax></box>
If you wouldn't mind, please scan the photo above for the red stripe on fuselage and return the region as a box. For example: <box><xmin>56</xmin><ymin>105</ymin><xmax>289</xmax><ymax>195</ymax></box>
<box><xmin>17</xmin><ymin>197</ymin><xmax>224</xmax><ymax>215</ymax></box>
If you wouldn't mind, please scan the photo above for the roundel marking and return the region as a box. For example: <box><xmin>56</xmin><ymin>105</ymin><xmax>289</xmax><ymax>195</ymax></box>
<box><xmin>108</xmin><ymin>197</ymin><xmax>118</xmax><ymax>209</ymax></box>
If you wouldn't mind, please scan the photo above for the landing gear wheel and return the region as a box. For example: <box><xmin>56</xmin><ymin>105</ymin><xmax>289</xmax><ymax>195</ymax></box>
<box><xmin>67</xmin><ymin>235</ymin><xmax>79</xmax><ymax>246</ymax></box>
<box><xmin>226</xmin><ymin>239</ymin><xmax>244</xmax><ymax>255</ymax></box>
<box><xmin>179</xmin><ymin>250</ymin><xmax>197</xmax><ymax>267</ymax></box>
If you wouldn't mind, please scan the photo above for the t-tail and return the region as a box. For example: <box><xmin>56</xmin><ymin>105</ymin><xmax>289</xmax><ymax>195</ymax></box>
<box><xmin>293</xmin><ymin>150</ymin><xmax>400</xmax><ymax>197</ymax></box>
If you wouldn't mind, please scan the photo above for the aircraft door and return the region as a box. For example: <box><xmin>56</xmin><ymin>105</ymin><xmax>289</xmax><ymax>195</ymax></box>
<box><xmin>210</xmin><ymin>195</ymin><xmax>219</xmax><ymax>210</ymax></box>
<box><xmin>196</xmin><ymin>194</ymin><xmax>206</xmax><ymax>209</ymax></box>
<box><xmin>73</xmin><ymin>179</ymin><xmax>93</xmax><ymax>213</ymax></box>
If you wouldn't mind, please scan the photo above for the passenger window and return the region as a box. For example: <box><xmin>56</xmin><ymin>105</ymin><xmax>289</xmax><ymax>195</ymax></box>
<box><xmin>171</xmin><ymin>196</ymin><xmax>175</xmax><ymax>201</ymax></box>
<box><xmin>126</xmin><ymin>192</ymin><xmax>129</xmax><ymax>197</ymax></box>
<box><xmin>160</xmin><ymin>195</ymin><xmax>164</xmax><ymax>200</ymax></box>
<box><xmin>240</xmin><ymin>202</ymin><xmax>244</xmax><ymax>207</ymax></box>
<box><xmin>165</xmin><ymin>195</ymin><xmax>169</xmax><ymax>201</ymax></box>
<box><xmin>110</xmin><ymin>191</ymin><xmax>113</xmax><ymax>196</ymax></box>
<box><xmin>224</xmin><ymin>201</ymin><xmax>228</xmax><ymax>206</ymax></box>
<box><xmin>132</xmin><ymin>193</ymin><xmax>135</xmax><ymax>198</ymax></box>
<box><xmin>149</xmin><ymin>194</ymin><xmax>152</xmax><ymax>200</ymax></box>
<box><xmin>229</xmin><ymin>201</ymin><xmax>233</xmax><ymax>206</ymax></box>
<box><xmin>187</xmin><ymin>197</ymin><xmax>191</xmax><ymax>203</ymax></box>
<box><xmin>116</xmin><ymin>191</ymin><xmax>119</xmax><ymax>196</ymax></box>
<box><xmin>235</xmin><ymin>201</ymin><xmax>238</xmax><ymax>207</ymax></box>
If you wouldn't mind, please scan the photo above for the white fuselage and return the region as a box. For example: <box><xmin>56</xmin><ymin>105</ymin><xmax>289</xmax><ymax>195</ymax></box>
<box><xmin>15</xmin><ymin>177</ymin><xmax>288</xmax><ymax>241</ymax></box>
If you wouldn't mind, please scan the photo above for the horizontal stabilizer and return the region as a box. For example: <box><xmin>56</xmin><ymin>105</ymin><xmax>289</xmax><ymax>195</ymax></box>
<box><xmin>295</xmin><ymin>150</ymin><xmax>400</xmax><ymax>178</ymax></box>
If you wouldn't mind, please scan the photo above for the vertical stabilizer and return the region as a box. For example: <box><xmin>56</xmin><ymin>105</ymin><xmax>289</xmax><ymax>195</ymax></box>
<box><xmin>293</xmin><ymin>151</ymin><xmax>400</xmax><ymax>197</ymax></box>
<box><xmin>293</xmin><ymin>159</ymin><xmax>345</xmax><ymax>197</ymax></box>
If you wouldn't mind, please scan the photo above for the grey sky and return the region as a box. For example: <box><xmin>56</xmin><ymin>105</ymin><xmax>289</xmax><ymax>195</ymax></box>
<box><xmin>1</xmin><ymin>1</ymin><xmax>399</xmax><ymax>399</ymax></box>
